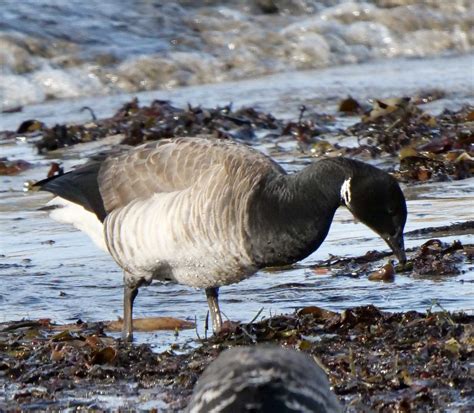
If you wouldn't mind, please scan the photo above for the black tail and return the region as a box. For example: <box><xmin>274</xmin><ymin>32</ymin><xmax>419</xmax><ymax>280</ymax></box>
<box><xmin>35</xmin><ymin>161</ymin><xmax>107</xmax><ymax>222</ymax></box>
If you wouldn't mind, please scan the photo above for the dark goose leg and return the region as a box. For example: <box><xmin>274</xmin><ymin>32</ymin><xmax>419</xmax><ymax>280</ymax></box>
<box><xmin>123</xmin><ymin>276</ymin><xmax>139</xmax><ymax>341</ymax></box>
<box><xmin>205</xmin><ymin>287</ymin><xmax>223</xmax><ymax>333</ymax></box>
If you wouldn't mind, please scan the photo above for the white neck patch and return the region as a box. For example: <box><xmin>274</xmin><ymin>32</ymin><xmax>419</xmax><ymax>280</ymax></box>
<box><xmin>340</xmin><ymin>177</ymin><xmax>352</xmax><ymax>206</ymax></box>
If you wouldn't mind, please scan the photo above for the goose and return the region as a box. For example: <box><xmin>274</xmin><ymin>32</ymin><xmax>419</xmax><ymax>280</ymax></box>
<box><xmin>187</xmin><ymin>345</ymin><xmax>342</xmax><ymax>413</ymax></box>
<box><xmin>35</xmin><ymin>136</ymin><xmax>407</xmax><ymax>340</ymax></box>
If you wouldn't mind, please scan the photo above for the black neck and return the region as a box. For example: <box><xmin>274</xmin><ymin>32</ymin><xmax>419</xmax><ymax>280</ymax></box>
<box><xmin>247</xmin><ymin>158</ymin><xmax>364</xmax><ymax>267</ymax></box>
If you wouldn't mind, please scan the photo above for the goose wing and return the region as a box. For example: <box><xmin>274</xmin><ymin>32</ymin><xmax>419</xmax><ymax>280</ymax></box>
<box><xmin>98</xmin><ymin>136</ymin><xmax>285</xmax><ymax>214</ymax></box>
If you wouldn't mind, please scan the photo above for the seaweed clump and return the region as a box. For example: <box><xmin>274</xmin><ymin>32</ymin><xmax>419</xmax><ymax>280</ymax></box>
<box><xmin>311</xmin><ymin>237</ymin><xmax>472</xmax><ymax>282</ymax></box>
<box><xmin>345</xmin><ymin>100</ymin><xmax>474</xmax><ymax>182</ymax></box>
<box><xmin>3</xmin><ymin>97</ymin><xmax>473</xmax><ymax>186</ymax></box>
<box><xmin>11</xmin><ymin>99</ymin><xmax>337</xmax><ymax>154</ymax></box>
<box><xmin>211</xmin><ymin>305</ymin><xmax>473</xmax><ymax>412</ymax></box>
<box><xmin>0</xmin><ymin>319</ymin><xmax>199</xmax><ymax>411</ymax></box>
<box><xmin>0</xmin><ymin>305</ymin><xmax>472</xmax><ymax>412</ymax></box>
<box><xmin>17</xmin><ymin>99</ymin><xmax>283</xmax><ymax>153</ymax></box>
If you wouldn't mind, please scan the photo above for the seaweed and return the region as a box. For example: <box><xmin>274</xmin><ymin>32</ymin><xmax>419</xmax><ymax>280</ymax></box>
<box><xmin>311</xmin><ymin>238</ymin><xmax>472</xmax><ymax>280</ymax></box>
<box><xmin>345</xmin><ymin>100</ymin><xmax>474</xmax><ymax>181</ymax></box>
<box><xmin>27</xmin><ymin>99</ymin><xmax>284</xmax><ymax>153</ymax></box>
<box><xmin>0</xmin><ymin>304</ymin><xmax>472</xmax><ymax>412</ymax></box>
<box><xmin>5</xmin><ymin>96</ymin><xmax>473</xmax><ymax>183</ymax></box>
<box><xmin>0</xmin><ymin>158</ymin><xmax>32</xmax><ymax>175</ymax></box>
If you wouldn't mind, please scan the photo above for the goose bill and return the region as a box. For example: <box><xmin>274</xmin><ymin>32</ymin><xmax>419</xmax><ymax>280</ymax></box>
<box><xmin>384</xmin><ymin>233</ymin><xmax>406</xmax><ymax>264</ymax></box>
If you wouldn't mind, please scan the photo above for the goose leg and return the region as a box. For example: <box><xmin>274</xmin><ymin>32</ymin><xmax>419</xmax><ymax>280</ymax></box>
<box><xmin>205</xmin><ymin>287</ymin><xmax>223</xmax><ymax>333</ymax></box>
<box><xmin>123</xmin><ymin>278</ymin><xmax>139</xmax><ymax>342</ymax></box>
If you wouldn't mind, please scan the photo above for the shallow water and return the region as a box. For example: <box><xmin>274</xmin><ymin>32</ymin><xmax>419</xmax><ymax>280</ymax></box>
<box><xmin>1</xmin><ymin>56</ymin><xmax>473</xmax><ymax>351</ymax></box>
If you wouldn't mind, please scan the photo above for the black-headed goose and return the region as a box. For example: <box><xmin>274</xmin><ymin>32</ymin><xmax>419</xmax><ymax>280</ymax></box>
<box><xmin>35</xmin><ymin>137</ymin><xmax>407</xmax><ymax>340</ymax></box>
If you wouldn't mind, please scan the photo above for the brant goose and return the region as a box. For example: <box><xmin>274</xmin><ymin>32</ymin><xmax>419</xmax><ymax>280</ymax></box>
<box><xmin>187</xmin><ymin>345</ymin><xmax>342</xmax><ymax>413</ymax></box>
<box><xmin>35</xmin><ymin>137</ymin><xmax>407</xmax><ymax>340</ymax></box>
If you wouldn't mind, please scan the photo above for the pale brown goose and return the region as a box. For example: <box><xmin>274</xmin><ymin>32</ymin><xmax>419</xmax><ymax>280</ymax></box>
<box><xmin>187</xmin><ymin>345</ymin><xmax>342</xmax><ymax>413</ymax></box>
<box><xmin>35</xmin><ymin>136</ymin><xmax>407</xmax><ymax>340</ymax></box>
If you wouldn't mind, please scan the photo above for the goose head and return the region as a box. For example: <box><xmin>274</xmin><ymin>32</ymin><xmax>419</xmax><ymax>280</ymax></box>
<box><xmin>341</xmin><ymin>172</ymin><xmax>407</xmax><ymax>264</ymax></box>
